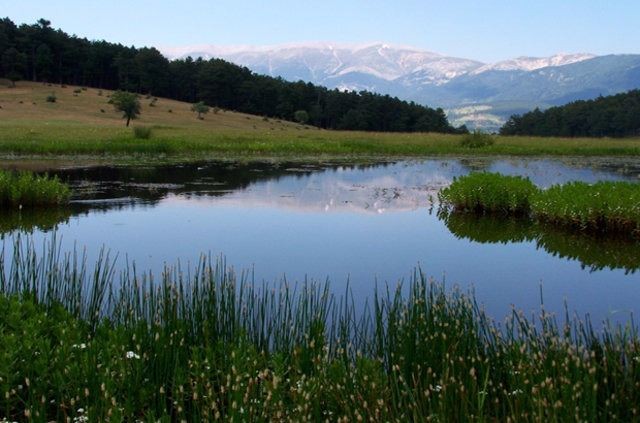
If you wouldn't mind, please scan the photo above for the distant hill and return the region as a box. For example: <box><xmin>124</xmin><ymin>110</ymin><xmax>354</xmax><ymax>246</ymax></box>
<box><xmin>166</xmin><ymin>44</ymin><xmax>640</xmax><ymax>131</ymax></box>
<box><xmin>0</xmin><ymin>18</ymin><xmax>462</xmax><ymax>134</ymax></box>
<box><xmin>499</xmin><ymin>90</ymin><xmax>640</xmax><ymax>137</ymax></box>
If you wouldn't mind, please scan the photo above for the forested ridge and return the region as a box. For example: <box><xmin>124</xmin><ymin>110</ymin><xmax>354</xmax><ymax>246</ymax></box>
<box><xmin>500</xmin><ymin>90</ymin><xmax>640</xmax><ymax>137</ymax></box>
<box><xmin>0</xmin><ymin>17</ymin><xmax>465</xmax><ymax>133</ymax></box>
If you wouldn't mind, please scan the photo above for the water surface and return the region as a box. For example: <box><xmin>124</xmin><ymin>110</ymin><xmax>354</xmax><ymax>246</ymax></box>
<box><xmin>2</xmin><ymin>157</ymin><xmax>639</xmax><ymax>324</ymax></box>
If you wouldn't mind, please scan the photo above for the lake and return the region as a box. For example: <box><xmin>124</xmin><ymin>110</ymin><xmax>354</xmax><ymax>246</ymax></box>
<box><xmin>2</xmin><ymin>157</ymin><xmax>640</xmax><ymax>325</ymax></box>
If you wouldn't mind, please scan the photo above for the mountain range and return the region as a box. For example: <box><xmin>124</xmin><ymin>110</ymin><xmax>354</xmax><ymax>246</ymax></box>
<box><xmin>162</xmin><ymin>43</ymin><xmax>640</xmax><ymax>131</ymax></box>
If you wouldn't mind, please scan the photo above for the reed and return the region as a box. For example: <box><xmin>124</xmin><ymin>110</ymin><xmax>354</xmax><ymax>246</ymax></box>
<box><xmin>0</xmin><ymin>237</ymin><xmax>639</xmax><ymax>421</ymax></box>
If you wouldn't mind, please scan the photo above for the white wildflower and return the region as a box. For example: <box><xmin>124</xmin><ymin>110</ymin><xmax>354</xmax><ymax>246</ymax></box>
<box><xmin>125</xmin><ymin>351</ymin><xmax>140</xmax><ymax>360</ymax></box>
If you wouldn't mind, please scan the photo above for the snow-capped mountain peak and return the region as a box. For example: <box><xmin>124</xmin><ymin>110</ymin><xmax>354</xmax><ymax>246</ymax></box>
<box><xmin>470</xmin><ymin>53</ymin><xmax>596</xmax><ymax>74</ymax></box>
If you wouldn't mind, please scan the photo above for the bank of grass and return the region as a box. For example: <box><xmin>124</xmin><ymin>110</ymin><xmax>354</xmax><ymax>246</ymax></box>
<box><xmin>0</xmin><ymin>170</ymin><xmax>70</xmax><ymax>208</ymax></box>
<box><xmin>0</xmin><ymin>239</ymin><xmax>639</xmax><ymax>422</ymax></box>
<box><xmin>440</xmin><ymin>172</ymin><xmax>640</xmax><ymax>237</ymax></box>
<box><xmin>2</xmin><ymin>82</ymin><xmax>640</xmax><ymax>159</ymax></box>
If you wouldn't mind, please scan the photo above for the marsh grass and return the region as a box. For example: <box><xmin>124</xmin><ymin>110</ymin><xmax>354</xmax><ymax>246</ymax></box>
<box><xmin>0</xmin><ymin>237</ymin><xmax>639</xmax><ymax>421</ymax></box>
<box><xmin>0</xmin><ymin>170</ymin><xmax>70</xmax><ymax>208</ymax></box>
<box><xmin>438</xmin><ymin>172</ymin><xmax>537</xmax><ymax>214</ymax></box>
<box><xmin>440</xmin><ymin>172</ymin><xmax>640</xmax><ymax>237</ymax></box>
<box><xmin>531</xmin><ymin>181</ymin><xmax>640</xmax><ymax>237</ymax></box>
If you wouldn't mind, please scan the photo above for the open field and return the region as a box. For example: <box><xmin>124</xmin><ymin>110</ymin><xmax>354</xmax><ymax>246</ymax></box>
<box><xmin>1</xmin><ymin>82</ymin><xmax>640</xmax><ymax>160</ymax></box>
<box><xmin>1</xmin><ymin>238</ymin><xmax>639</xmax><ymax>422</ymax></box>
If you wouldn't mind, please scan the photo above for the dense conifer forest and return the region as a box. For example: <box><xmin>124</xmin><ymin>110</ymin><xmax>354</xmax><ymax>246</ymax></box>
<box><xmin>500</xmin><ymin>90</ymin><xmax>640</xmax><ymax>137</ymax></box>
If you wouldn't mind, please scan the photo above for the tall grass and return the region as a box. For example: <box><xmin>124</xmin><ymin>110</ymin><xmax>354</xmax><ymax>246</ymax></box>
<box><xmin>0</xmin><ymin>237</ymin><xmax>639</xmax><ymax>421</ymax></box>
<box><xmin>440</xmin><ymin>172</ymin><xmax>640</xmax><ymax>237</ymax></box>
<box><xmin>0</xmin><ymin>170</ymin><xmax>70</xmax><ymax>208</ymax></box>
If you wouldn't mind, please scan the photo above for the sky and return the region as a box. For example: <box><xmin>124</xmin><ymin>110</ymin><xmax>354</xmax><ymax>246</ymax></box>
<box><xmin>2</xmin><ymin>0</ymin><xmax>639</xmax><ymax>62</ymax></box>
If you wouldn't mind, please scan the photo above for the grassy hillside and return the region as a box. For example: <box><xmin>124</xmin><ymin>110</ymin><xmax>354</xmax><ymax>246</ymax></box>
<box><xmin>1</xmin><ymin>81</ymin><xmax>640</xmax><ymax>160</ymax></box>
<box><xmin>0</xmin><ymin>81</ymin><xmax>308</xmax><ymax>131</ymax></box>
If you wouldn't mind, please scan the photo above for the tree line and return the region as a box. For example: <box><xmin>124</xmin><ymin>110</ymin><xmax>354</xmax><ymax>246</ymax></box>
<box><xmin>0</xmin><ymin>17</ymin><xmax>466</xmax><ymax>133</ymax></box>
<box><xmin>500</xmin><ymin>90</ymin><xmax>640</xmax><ymax>137</ymax></box>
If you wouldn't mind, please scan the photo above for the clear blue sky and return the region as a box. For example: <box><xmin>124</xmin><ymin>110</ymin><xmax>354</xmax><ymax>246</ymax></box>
<box><xmin>2</xmin><ymin>0</ymin><xmax>638</xmax><ymax>62</ymax></box>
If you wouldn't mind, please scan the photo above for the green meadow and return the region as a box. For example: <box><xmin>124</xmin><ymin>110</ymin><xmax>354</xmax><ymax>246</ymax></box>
<box><xmin>1</xmin><ymin>82</ymin><xmax>640</xmax><ymax>161</ymax></box>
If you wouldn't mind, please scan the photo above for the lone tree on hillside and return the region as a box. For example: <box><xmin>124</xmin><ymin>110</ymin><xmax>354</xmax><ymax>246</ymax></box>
<box><xmin>191</xmin><ymin>101</ymin><xmax>210</xmax><ymax>120</ymax></box>
<box><xmin>111</xmin><ymin>91</ymin><xmax>141</xmax><ymax>126</ymax></box>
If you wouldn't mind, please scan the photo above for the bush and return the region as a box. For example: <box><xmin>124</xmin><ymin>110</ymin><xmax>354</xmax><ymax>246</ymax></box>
<box><xmin>133</xmin><ymin>126</ymin><xmax>152</xmax><ymax>139</ymax></box>
<box><xmin>459</xmin><ymin>130</ymin><xmax>495</xmax><ymax>148</ymax></box>
<box><xmin>73</xmin><ymin>88</ymin><xmax>82</xmax><ymax>94</ymax></box>
<box><xmin>439</xmin><ymin>172</ymin><xmax>537</xmax><ymax>214</ymax></box>
<box><xmin>46</xmin><ymin>93</ymin><xmax>56</xmax><ymax>103</ymax></box>
<box><xmin>294</xmin><ymin>109</ymin><xmax>310</xmax><ymax>124</ymax></box>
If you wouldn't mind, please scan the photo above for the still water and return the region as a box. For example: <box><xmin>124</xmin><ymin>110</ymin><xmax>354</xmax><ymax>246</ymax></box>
<box><xmin>2</xmin><ymin>157</ymin><xmax>640</xmax><ymax>324</ymax></box>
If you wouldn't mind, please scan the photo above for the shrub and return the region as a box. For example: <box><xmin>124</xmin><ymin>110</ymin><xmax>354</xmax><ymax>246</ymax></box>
<box><xmin>45</xmin><ymin>93</ymin><xmax>56</xmax><ymax>103</ymax></box>
<box><xmin>133</xmin><ymin>126</ymin><xmax>152</xmax><ymax>139</ymax></box>
<box><xmin>73</xmin><ymin>88</ymin><xmax>82</xmax><ymax>94</ymax></box>
<box><xmin>439</xmin><ymin>172</ymin><xmax>537</xmax><ymax>214</ymax></box>
<box><xmin>294</xmin><ymin>109</ymin><xmax>310</xmax><ymax>124</ymax></box>
<box><xmin>459</xmin><ymin>130</ymin><xmax>495</xmax><ymax>148</ymax></box>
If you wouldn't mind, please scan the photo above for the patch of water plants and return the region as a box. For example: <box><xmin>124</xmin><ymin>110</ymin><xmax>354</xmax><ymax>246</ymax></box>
<box><xmin>0</xmin><ymin>237</ymin><xmax>639</xmax><ymax>422</ymax></box>
<box><xmin>439</xmin><ymin>172</ymin><xmax>640</xmax><ymax>238</ymax></box>
<box><xmin>0</xmin><ymin>170</ymin><xmax>70</xmax><ymax>208</ymax></box>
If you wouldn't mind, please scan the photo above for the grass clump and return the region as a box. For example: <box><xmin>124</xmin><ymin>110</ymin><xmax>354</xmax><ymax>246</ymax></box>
<box><xmin>0</xmin><ymin>170</ymin><xmax>70</xmax><ymax>208</ymax></box>
<box><xmin>439</xmin><ymin>172</ymin><xmax>537</xmax><ymax>214</ymax></box>
<box><xmin>45</xmin><ymin>93</ymin><xmax>56</xmax><ymax>103</ymax></box>
<box><xmin>459</xmin><ymin>130</ymin><xmax>495</xmax><ymax>148</ymax></box>
<box><xmin>440</xmin><ymin>173</ymin><xmax>640</xmax><ymax>238</ymax></box>
<box><xmin>532</xmin><ymin>181</ymin><xmax>640</xmax><ymax>236</ymax></box>
<box><xmin>0</xmin><ymin>238</ymin><xmax>639</xmax><ymax>421</ymax></box>
<box><xmin>133</xmin><ymin>126</ymin><xmax>152</xmax><ymax>139</ymax></box>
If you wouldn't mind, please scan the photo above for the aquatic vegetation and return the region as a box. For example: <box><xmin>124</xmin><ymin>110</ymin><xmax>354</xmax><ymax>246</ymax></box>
<box><xmin>531</xmin><ymin>180</ymin><xmax>640</xmax><ymax>237</ymax></box>
<box><xmin>440</xmin><ymin>173</ymin><xmax>640</xmax><ymax>237</ymax></box>
<box><xmin>0</xmin><ymin>170</ymin><xmax>71</xmax><ymax>208</ymax></box>
<box><xmin>0</xmin><ymin>238</ymin><xmax>639</xmax><ymax>421</ymax></box>
<box><xmin>438</xmin><ymin>172</ymin><xmax>537</xmax><ymax>214</ymax></box>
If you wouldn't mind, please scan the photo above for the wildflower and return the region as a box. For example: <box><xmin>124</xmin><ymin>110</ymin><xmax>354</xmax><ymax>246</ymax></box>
<box><xmin>125</xmin><ymin>351</ymin><xmax>140</xmax><ymax>360</ymax></box>
<box><xmin>509</xmin><ymin>389</ymin><xmax>524</xmax><ymax>396</ymax></box>
<box><xmin>73</xmin><ymin>343</ymin><xmax>87</xmax><ymax>350</ymax></box>
<box><xmin>434</xmin><ymin>385</ymin><xmax>442</xmax><ymax>392</ymax></box>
